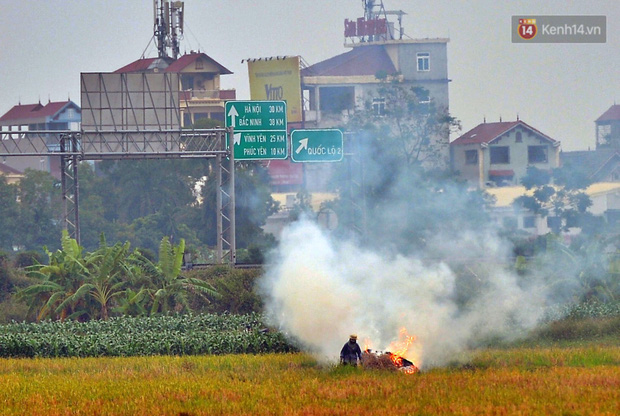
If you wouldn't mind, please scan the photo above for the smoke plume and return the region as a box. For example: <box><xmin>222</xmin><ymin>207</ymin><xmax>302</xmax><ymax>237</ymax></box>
<box><xmin>259</xmin><ymin>204</ymin><xmax>550</xmax><ymax>369</ymax></box>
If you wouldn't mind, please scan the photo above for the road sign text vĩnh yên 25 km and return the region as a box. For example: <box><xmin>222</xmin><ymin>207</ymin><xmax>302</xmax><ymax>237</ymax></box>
<box><xmin>225</xmin><ymin>100</ymin><xmax>288</xmax><ymax>160</ymax></box>
<box><xmin>290</xmin><ymin>129</ymin><xmax>344</xmax><ymax>162</ymax></box>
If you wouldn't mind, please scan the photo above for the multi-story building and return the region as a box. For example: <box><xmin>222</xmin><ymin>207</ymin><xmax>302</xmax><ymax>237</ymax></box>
<box><xmin>292</xmin><ymin>3</ymin><xmax>451</xmax><ymax>191</ymax></box>
<box><xmin>451</xmin><ymin>119</ymin><xmax>561</xmax><ymax>188</ymax></box>
<box><xmin>115</xmin><ymin>52</ymin><xmax>235</xmax><ymax>126</ymax></box>
<box><xmin>301</xmin><ymin>38</ymin><xmax>450</xmax><ymax>129</ymax></box>
<box><xmin>0</xmin><ymin>100</ymin><xmax>81</xmax><ymax>178</ymax></box>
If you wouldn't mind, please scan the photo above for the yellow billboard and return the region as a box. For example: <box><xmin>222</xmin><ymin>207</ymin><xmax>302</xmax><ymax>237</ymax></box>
<box><xmin>248</xmin><ymin>56</ymin><xmax>302</xmax><ymax>123</ymax></box>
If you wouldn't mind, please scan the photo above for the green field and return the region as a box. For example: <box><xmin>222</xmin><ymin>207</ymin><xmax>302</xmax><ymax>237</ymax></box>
<box><xmin>1</xmin><ymin>313</ymin><xmax>618</xmax><ymax>415</ymax></box>
<box><xmin>1</xmin><ymin>341</ymin><xmax>619</xmax><ymax>415</ymax></box>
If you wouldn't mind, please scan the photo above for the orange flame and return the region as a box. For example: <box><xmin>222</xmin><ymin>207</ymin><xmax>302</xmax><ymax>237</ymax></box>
<box><xmin>363</xmin><ymin>327</ymin><xmax>419</xmax><ymax>373</ymax></box>
<box><xmin>388</xmin><ymin>327</ymin><xmax>416</xmax><ymax>360</ymax></box>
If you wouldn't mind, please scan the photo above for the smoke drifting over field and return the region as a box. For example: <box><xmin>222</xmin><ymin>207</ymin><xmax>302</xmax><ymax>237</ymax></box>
<box><xmin>260</xmin><ymin>217</ymin><xmax>549</xmax><ymax>368</ymax></box>
<box><xmin>258</xmin><ymin>158</ymin><xmax>563</xmax><ymax>368</ymax></box>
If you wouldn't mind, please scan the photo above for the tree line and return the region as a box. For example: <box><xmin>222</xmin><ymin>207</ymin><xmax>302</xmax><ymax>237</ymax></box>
<box><xmin>0</xmin><ymin>156</ymin><xmax>278</xmax><ymax>261</ymax></box>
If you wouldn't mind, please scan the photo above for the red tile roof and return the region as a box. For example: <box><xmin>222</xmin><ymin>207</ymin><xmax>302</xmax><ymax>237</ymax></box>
<box><xmin>165</xmin><ymin>52</ymin><xmax>232</xmax><ymax>74</ymax></box>
<box><xmin>302</xmin><ymin>45</ymin><xmax>396</xmax><ymax>77</ymax></box>
<box><xmin>596</xmin><ymin>104</ymin><xmax>620</xmax><ymax>122</ymax></box>
<box><xmin>114</xmin><ymin>57</ymin><xmax>171</xmax><ymax>73</ymax></box>
<box><xmin>0</xmin><ymin>162</ymin><xmax>23</xmax><ymax>175</ymax></box>
<box><xmin>0</xmin><ymin>101</ymin><xmax>73</xmax><ymax>123</ymax></box>
<box><xmin>451</xmin><ymin>120</ymin><xmax>556</xmax><ymax>146</ymax></box>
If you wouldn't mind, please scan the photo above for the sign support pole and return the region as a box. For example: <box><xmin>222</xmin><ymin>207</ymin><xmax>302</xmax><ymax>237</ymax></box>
<box><xmin>228</xmin><ymin>127</ymin><xmax>236</xmax><ymax>264</ymax></box>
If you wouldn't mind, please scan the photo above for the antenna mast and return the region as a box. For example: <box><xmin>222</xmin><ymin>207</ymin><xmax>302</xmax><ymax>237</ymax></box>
<box><xmin>153</xmin><ymin>0</ymin><xmax>184</xmax><ymax>59</ymax></box>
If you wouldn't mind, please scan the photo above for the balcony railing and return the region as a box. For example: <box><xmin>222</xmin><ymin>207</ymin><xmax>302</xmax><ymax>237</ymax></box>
<box><xmin>179</xmin><ymin>89</ymin><xmax>236</xmax><ymax>101</ymax></box>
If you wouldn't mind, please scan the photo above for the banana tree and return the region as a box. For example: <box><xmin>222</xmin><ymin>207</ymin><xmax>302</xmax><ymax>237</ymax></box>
<box><xmin>130</xmin><ymin>237</ymin><xmax>220</xmax><ymax>315</ymax></box>
<box><xmin>18</xmin><ymin>230</ymin><xmax>90</xmax><ymax>321</ymax></box>
<box><xmin>75</xmin><ymin>234</ymin><xmax>133</xmax><ymax>320</ymax></box>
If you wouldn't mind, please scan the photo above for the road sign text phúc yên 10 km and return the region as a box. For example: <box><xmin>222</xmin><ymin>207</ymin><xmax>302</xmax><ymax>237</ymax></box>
<box><xmin>225</xmin><ymin>100</ymin><xmax>287</xmax><ymax>160</ymax></box>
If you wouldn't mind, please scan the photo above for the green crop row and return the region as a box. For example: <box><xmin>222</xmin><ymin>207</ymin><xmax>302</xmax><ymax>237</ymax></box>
<box><xmin>542</xmin><ymin>300</ymin><xmax>620</xmax><ymax>322</ymax></box>
<box><xmin>0</xmin><ymin>313</ymin><xmax>296</xmax><ymax>358</ymax></box>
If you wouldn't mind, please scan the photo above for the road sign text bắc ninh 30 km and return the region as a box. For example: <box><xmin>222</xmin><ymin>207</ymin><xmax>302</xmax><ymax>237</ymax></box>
<box><xmin>225</xmin><ymin>100</ymin><xmax>288</xmax><ymax>160</ymax></box>
<box><xmin>290</xmin><ymin>129</ymin><xmax>344</xmax><ymax>162</ymax></box>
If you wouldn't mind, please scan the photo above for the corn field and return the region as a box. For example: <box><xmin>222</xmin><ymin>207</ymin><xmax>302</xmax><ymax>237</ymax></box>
<box><xmin>0</xmin><ymin>313</ymin><xmax>295</xmax><ymax>358</ymax></box>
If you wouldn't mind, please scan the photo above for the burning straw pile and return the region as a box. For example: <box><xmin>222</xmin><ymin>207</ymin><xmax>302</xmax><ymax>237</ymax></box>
<box><xmin>362</xmin><ymin>349</ymin><xmax>419</xmax><ymax>374</ymax></box>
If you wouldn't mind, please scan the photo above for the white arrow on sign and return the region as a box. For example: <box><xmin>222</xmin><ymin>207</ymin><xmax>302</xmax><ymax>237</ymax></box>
<box><xmin>227</xmin><ymin>105</ymin><xmax>239</xmax><ymax>127</ymax></box>
<box><xmin>233</xmin><ymin>133</ymin><xmax>241</xmax><ymax>146</ymax></box>
<box><xmin>295</xmin><ymin>138</ymin><xmax>308</xmax><ymax>154</ymax></box>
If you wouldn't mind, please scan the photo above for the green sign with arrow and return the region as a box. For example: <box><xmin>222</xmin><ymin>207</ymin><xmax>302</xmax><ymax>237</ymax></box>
<box><xmin>290</xmin><ymin>129</ymin><xmax>344</xmax><ymax>162</ymax></box>
<box><xmin>225</xmin><ymin>100</ymin><xmax>287</xmax><ymax>160</ymax></box>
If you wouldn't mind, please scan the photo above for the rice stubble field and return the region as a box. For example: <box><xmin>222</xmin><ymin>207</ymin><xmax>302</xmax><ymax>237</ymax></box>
<box><xmin>1</xmin><ymin>344</ymin><xmax>619</xmax><ymax>415</ymax></box>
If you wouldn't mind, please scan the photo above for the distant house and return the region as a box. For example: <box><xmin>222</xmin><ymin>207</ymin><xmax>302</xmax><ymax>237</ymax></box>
<box><xmin>451</xmin><ymin>120</ymin><xmax>561</xmax><ymax>188</ymax></box>
<box><xmin>0</xmin><ymin>100</ymin><xmax>81</xmax><ymax>178</ymax></box>
<box><xmin>115</xmin><ymin>52</ymin><xmax>235</xmax><ymax>126</ymax></box>
<box><xmin>487</xmin><ymin>182</ymin><xmax>620</xmax><ymax>236</ymax></box>
<box><xmin>559</xmin><ymin>105</ymin><xmax>620</xmax><ymax>183</ymax></box>
<box><xmin>596</xmin><ymin>104</ymin><xmax>620</xmax><ymax>149</ymax></box>
<box><xmin>0</xmin><ymin>163</ymin><xmax>23</xmax><ymax>184</ymax></box>
<box><xmin>299</xmin><ymin>38</ymin><xmax>451</xmax><ymax>190</ymax></box>
<box><xmin>561</xmin><ymin>149</ymin><xmax>620</xmax><ymax>182</ymax></box>
<box><xmin>301</xmin><ymin>39</ymin><xmax>450</xmax><ymax>135</ymax></box>
<box><xmin>302</xmin><ymin>39</ymin><xmax>450</xmax><ymax>119</ymax></box>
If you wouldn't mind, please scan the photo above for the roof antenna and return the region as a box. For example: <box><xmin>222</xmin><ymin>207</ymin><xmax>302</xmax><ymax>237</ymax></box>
<box><xmin>483</xmin><ymin>116</ymin><xmax>486</xmax><ymax>123</ymax></box>
<box><xmin>516</xmin><ymin>113</ymin><xmax>519</xmax><ymax>121</ymax></box>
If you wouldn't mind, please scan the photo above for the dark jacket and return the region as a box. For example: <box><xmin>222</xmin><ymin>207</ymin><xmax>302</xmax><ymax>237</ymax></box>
<box><xmin>340</xmin><ymin>340</ymin><xmax>362</xmax><ymax>364</ymax></box>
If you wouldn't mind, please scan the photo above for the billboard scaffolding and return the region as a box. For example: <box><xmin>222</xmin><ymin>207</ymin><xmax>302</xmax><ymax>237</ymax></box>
<box><xmin>0</xmin><ymin>72</ymin><xmax>236</xmax><ymax>264</ymax></box>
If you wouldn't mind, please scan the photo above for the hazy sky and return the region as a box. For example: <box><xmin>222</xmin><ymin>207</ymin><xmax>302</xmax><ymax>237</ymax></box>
<box><xmin>1</xmin><ymin>0</ymin><xmax>618</xmax><ymax>150</ymax></box>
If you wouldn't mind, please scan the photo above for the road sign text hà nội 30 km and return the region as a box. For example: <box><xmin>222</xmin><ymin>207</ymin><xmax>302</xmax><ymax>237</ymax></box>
<box><xmin>291</xmin><ymin>129</ymin><xmax>344</xmax><ymax>162</ymax></box>
<box><xmin>225</xmin><ymin>100</ymin><xmax>287</xmax><ymax>160</ymax></box>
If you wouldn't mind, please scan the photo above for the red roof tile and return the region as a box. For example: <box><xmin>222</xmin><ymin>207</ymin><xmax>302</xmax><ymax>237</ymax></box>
<box><xmin>596</xmin><ymin>104</ymin><xmax>620</xmax><ymax>122</ymax></box>
<box><xmin>0</xmin><ymin>101</ymin><xmax>73</xmax><ymax>123</ymax></box>
<box><xmin>451</xmin><ymin>120</ymin><xmax>556</xmax><ymax>145</ymax></box>
<box><xmin>302</xmin><ymin>45</ymin><xmax>396</xmax><ymax>77</ymax></box>
<box><xmin>165</xmin><ymin>52</ymin><xmax>232</xmax><ymax>74</ymax></box>
<box><xmin>115</xmin><ymin>58</ymin><xmax>158</xmax><ymax>73</ymax></box>
<box><xmin>0</xmin><ymin>162</ymin><xmax>23</xmax><ymax>175</ymax></box>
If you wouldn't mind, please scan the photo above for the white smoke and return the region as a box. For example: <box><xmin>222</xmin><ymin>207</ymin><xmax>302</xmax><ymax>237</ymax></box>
<box><xmin>259</xmin><ymin>217</ymin><xmax>548</xmax><ymax>369</ymax></box>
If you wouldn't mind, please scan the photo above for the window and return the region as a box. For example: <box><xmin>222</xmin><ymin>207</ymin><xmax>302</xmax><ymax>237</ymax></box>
<box><xmin>465</xmin><ymin>150</ymin><xmax>478</xmax><ymax>165</ymax></box>
<box><xmin>490</xmin><ymin>146</ymin><xmax>510</xmax><ymax>164</ymax></box>
<box><xmin>547</xmin><ymin>216</ymin><xmax>561</xmax><ymax>232</ymax></box>
<box><xmin>523</xmin><ymin>216</ymin><xmax>536</xmax><ymax>228</ymax></box>
<box><xmin>528</xmin><ymin>145</ymin><xmax>548</xmax><ymax>163</ymax></box>
<box><xmin>183</xmin><ymin>113</ymin><xmax>192</xmax><ymax>127</ymax></box>
<box><xmin>516</xmin><ymin>131</ymin><xmax>522</xmax><ymax>143</ymax></box>
<box><xmin>319</xmin><ymin>86</ymin><xmax>355</xmax><ymax>113</ymax></box>
<box><xmin>416</xmin><ymin>88</ymin><xmax>431</xmax><ymax>104</ymax></box>
<box><xmin>417</xmin><ymin>52</ymin><xmax>430</xmax><ymax>71</ymax></box>
<box><xmin>181</xmin><ymin>74</ymin><xmax>195</xmax><ymax>90</ymax></box>
<box><xmin>502</xmin><ymin>216</ymin><xmax>518</xmax><ymax>229</ymax></box>
<box><xmin>372</xmin><ymin>97</ymin><xmax>386</xmax><ymax>115</ymax></box>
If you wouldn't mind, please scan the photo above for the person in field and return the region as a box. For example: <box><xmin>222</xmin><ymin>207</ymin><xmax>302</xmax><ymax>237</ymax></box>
<box><xmin>340</xmin><ymin>334</ymin><xmax>362</xmax><ymax>366</ymax></box>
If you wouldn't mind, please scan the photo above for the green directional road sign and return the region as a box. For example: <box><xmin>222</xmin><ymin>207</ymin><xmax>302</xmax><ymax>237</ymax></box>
<box><xmin>232</xmin><ymin>131</ymin><xmax>288</xmax><ymax>159</ymax></box>
<box><xmin>225</xmin><ymin>100</ymin><xmax>288</xmax><ymax>160</ymax></box>
<box><xmin>290</xmin><ymin>129</ymin><xmax>344</xmax><ymax>162</ymax></box>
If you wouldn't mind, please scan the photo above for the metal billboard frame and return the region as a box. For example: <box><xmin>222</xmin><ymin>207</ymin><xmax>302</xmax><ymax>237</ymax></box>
<box><xmin>0</xmin><ymin>72</ymin><xmax>237</xmax><ymax>264</ymax></box>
